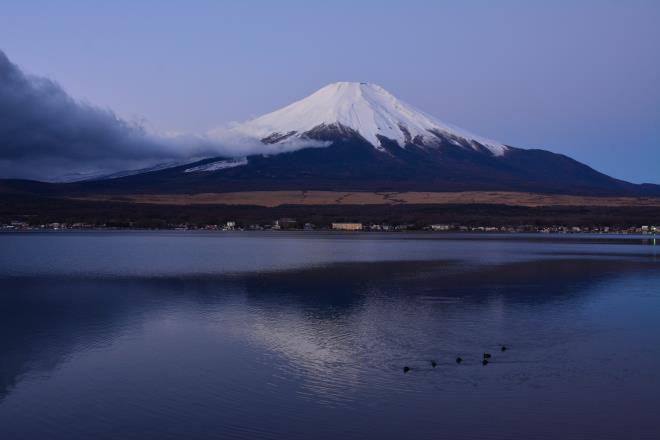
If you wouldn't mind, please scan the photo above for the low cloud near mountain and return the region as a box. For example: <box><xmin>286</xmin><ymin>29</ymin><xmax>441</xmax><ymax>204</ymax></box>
<box><xmin>0</xmin><ymin>50</ymin><xmax>318</xmax><ymax>181</ymax></box>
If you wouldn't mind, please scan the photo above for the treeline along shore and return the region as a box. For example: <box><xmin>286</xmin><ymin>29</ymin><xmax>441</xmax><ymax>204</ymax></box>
<box><xmin>1</xmin><ymin>192</ymin><xmax>659</xmax><ymax>231</ymax></box>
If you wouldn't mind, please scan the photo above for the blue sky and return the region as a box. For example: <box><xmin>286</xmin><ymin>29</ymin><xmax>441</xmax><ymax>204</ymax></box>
<box><xmin>1</xmin><ymin>0</ymin><xmax>659</xmax><ymax>183</ymax></box>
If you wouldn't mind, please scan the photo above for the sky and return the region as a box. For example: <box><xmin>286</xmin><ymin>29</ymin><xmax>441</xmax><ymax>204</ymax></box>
<box><xmin>0</xmin><ymin>0</ymin><xmax>659</xmax><ymax>183</ymax></box>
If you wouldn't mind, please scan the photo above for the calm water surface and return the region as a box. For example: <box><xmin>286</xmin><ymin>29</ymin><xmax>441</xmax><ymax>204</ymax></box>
<box><xmin>1</xmin><ymin>231</ymin><xmax>659</xmax><ymax>439</ymax></box>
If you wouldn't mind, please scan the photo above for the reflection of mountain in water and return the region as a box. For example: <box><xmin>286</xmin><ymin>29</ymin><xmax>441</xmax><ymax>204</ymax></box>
<box><xmin>1</xmin><ymin>256</ymin><xmax>656</xmax><ymax>403</ymax></box>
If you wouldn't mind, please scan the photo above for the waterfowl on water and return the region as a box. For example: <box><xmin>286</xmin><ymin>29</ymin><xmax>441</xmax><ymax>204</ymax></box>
<box><xmin>483</xmin><ymin>353</ymin><xmax>492</xmax><ymax>359</ymax></box>
<box><xmin>455</xmin><ymin>357</ymin><xmax>463</xmax><ymax>364</ymax></box>
<box><xmin>501</xmin><ymin>345</ymin><xmax>507</xmax><ymax>352</ymax></box>
<box><xmin>403</xmin><ymin>366</ymin><xmax>411</xmax><ymax>373</ymax></box>
<box><xmin>431</xmin><ymin>360</ymin><xmax>437</xmax><ymax>368</ymax></box>
<box><xmin>482</xmin><ymin>359</ymin><xmax>489</xmax><ymax>366</ymax></box>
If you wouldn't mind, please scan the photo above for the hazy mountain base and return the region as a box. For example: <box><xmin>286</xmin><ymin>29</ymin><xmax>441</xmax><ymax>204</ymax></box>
<box><xmin>3</xmin><ymin>136</ymin><xmax>659</xmax><ymax>197</ymax></box>
<box><xmin>62</xmin><ymin>141</ymin><xmax>660</xmax><ymax>197</ymax></box>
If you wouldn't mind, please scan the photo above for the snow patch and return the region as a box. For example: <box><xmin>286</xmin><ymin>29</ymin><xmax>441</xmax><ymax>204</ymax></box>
<box><xmin>184</xmin><ymin>157</ymin><xmax>248</xmax><ymax>173</ymax></box>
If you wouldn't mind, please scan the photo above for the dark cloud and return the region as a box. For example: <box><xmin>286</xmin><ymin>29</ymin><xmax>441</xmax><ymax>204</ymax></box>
<box><xmin>0</xmin><ymin>50</ymin><xmax>188</xmax><ymax>180</ymax></box>
<box><xmin>0</xmin><ymin>50</ymin><xmax>328</xmax><ymax>181</ymax></box>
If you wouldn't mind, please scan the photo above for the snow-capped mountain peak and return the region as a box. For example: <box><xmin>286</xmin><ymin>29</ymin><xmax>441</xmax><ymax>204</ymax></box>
<box><xmin>233</xmin><ymin>82</ymin><xmax>507</xmax><ymax>156</ymax></box>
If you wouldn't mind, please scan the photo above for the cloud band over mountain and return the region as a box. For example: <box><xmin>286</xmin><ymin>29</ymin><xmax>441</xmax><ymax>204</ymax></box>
<box><xmin>0</xmin><ymin>50</ymin><xmax>321</xmax><ymax>181</ymax></box>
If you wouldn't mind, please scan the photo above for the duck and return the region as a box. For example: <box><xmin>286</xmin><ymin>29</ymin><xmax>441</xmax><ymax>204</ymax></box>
<box><xmin>455</xmin><ymin>357</ymin><xmax>463</xmax><ymax>364</ymax></box>
<box><xmin>403</xmin><ymin>366</ymin><xmax>411</xmax><ymax>373</ymax></box>
<box><xmin>431</xmin><ymin>360</ymin><xmax>437</xmax><ymax>368</ymax></box>
<box><xmin>501</xmin><ymin>345</ymin><xmax>507</xmax><ymax>352</ymax></box>
<box><xmin>482</xmin><ymin>359</ymin><xmax>489</xmax><ymax>366</ymax></box>
<box><xmin>483</xmin><ymin>352</ymin><xmax>492</xmax><ymax>359</ymax></box>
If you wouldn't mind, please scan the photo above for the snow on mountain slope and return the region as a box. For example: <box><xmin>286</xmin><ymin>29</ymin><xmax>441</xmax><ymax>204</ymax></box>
<box><xmin>184</xmin><ymin>158</ymin><xmax>248</xmax><ymax>173</ymax></box>
<box><xmin>52</xmin><ymin>160</ymin><xmax>197</xmax><ymax>182</ymax></box>
<box><xmin>233</xmin><ymin>82</ymin><xmax>507</xmax><ymax>156</ymax></box>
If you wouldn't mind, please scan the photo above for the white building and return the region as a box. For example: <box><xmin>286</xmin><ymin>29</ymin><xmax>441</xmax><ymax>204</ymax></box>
<box><xmin>332</xmin><ymin>223</ymin><xmax>363</xmax><ymax>231</ymax></box>
<box><xmin>430</xmin><ymin>224</ymin><xmax>451</xmax><ymax>231</ymax></box>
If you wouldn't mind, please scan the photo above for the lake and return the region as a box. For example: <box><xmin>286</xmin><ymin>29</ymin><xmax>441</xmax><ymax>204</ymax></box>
<box><xmin>1</xmin><ymin>231</ymin><xmax>659</xmax><ymax>439</ymax></box>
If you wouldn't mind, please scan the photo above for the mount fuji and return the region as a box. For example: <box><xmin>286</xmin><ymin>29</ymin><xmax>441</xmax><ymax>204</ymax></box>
<box><xmin>5</xmin><ymin>82</ymin><xmax>660</xmax><ymax>197</ymax></box>
<box><xmin>230</xmin><ymin>81</ymin><xmax>507</xmax><ymax>156</ymax></box>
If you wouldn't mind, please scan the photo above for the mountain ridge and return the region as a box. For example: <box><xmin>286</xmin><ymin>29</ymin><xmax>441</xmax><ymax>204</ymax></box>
<box><xmin>1</xmin><ymin>81</ymin><xmax>659</xmax><ymax>197</ymax></box>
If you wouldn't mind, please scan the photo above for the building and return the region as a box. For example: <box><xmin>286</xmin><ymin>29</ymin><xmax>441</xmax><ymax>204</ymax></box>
<box><xmin>332</xmin><ymin>222</ymin><xmax>363</xmax><ymax>231</ymax></box>
<box><xmin>430</xmin><ymin>224</ymin><xmax>451</xmax><ymax>231</ymax></box>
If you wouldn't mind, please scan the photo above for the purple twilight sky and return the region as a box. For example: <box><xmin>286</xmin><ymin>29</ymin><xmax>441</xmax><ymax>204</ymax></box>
<box><xmin>1</xmin><ymin>0</ymin><xmax>659</xmax><ymax>183</ymax></box>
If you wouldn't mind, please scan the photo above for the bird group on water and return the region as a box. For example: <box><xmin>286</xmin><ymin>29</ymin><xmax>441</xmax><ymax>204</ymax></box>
<box><xmin>403</xmin><ymin>345</ymin><xmax>508</xmax><ymax>373</ymax></box>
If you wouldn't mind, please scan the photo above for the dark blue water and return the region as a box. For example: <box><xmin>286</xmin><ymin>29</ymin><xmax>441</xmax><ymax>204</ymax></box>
<box><xmin>1</xmin><ymin>231</ymin><xmax>659</xmax><ymax>439</ymax></box>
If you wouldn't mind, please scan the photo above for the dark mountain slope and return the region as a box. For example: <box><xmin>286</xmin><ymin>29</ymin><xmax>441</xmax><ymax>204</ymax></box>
<box><xmin>5</xmin><ymin>134</ymin><xmax>654</xmax><ymax>197</ymax></box>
